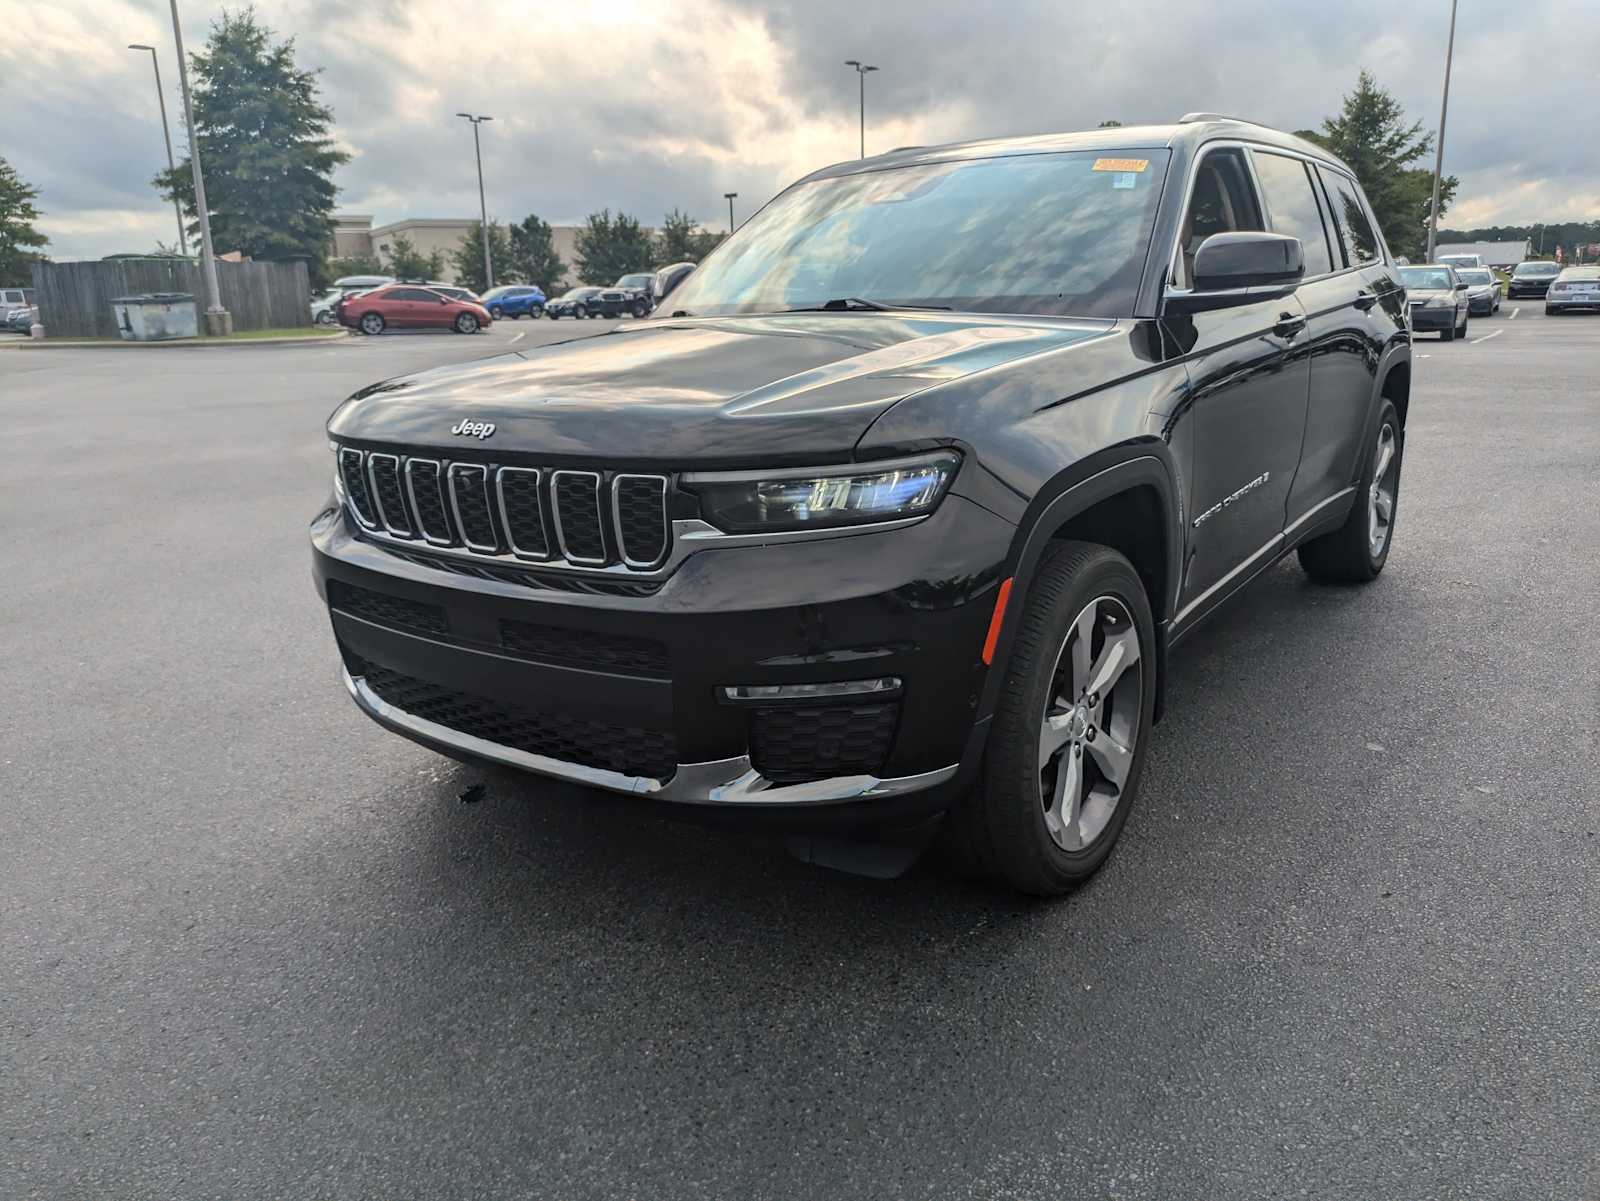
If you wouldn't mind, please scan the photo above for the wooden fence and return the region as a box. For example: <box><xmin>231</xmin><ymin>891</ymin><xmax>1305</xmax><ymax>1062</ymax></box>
<box><xmin>30</xmin><ymin>259</ymin><xmax>312</xmax><ymax>338</ymax></box>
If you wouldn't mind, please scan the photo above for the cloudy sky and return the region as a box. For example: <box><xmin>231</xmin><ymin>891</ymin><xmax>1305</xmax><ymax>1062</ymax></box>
<box><xmin>6</xmin><ymin>0</ymin><xmax>1597</xmax><ymax>260</ymax></box>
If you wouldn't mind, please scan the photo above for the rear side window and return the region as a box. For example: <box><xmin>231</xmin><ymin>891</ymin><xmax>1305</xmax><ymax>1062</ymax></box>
<box><xmin>390</xmin><ymin>288</ymin><xmax>433</xmax><ymax>301</ymax></box>
<box><xmin>1252</xmin><ymin>152</ymin><xmax>1334</xmax><ymax>277</ymax></box>
<box><xmin>1317</xmin><ymin>167</ymin><xmax>1380</xmax><ymax>266</ymax></box>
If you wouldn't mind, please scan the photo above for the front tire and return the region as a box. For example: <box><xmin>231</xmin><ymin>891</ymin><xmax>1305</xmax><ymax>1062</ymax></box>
<box><xmin>574</xmin><ymin>304</ymin><xmax>587</xmax><ymax>319</ymax></box>
<box><xmin>942</xmin><ymin>542</ymin><xmax>1156</xmax><ymax>896</ymax></box>
<box><xmin>1297</xmin><ymin>398</ymin><xmax>1401</xmax><ymax>583</ymax></box>
<box><xmin>488</xmin><ymin>305</ymin><xmax>504</xmax><ymax>320</ymax></box>
<box><xmin>359</xmin><ymin>312</ymin><xmax>385</xmax><ymax>335</ymax></box>
<box><xmin>454</xmin><ymin>312</ymin><xmax>479</xmax><ymax>334</ymax></box>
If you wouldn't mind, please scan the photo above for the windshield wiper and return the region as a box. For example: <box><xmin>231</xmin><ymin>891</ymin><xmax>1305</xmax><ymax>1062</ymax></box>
<box><xmin>780</xmin><ymin>297</ymin><xmax>953</xmax><ymax>313</ymax></box>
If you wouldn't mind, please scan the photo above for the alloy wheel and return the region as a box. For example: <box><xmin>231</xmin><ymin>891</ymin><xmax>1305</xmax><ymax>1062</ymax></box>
<box><xmin>1368</xmin><ymin>422</ymin><xmax>1397</xmax><ymax>556</ymax></box>
<box><xmin>1038</xmin><ymin>595</ymin><xmax>1143</xmax><ymax>852</ymax></box>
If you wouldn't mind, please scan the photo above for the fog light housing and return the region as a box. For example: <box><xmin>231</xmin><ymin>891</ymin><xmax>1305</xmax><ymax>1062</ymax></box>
<box><xmin>721</xmin><ymin>677</ymin><xmax>902</xmax><ymax>704</ymax></box>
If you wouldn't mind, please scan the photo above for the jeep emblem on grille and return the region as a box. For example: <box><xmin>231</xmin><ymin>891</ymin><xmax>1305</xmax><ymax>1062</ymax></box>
<box><xmin>450</xmin><ymin>419</ymin><xmax>496</xmax><ymax>440</ymax></box>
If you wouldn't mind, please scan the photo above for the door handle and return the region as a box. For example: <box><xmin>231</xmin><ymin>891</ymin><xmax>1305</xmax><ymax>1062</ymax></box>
<box><xmin>1353</xmin><ymin>290</ymin><xmax>1377</xmax><ymax>311</ymax></box>
<box><xmin>1273</xmin><ymin>312</ymin><xmax>1306</xmax><ymax>339</ymax></box>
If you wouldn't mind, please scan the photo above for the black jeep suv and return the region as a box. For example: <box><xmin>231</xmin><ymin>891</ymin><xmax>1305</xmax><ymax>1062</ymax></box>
<box><xmin>312</xmin><ymin>115</ymin><xmax>1410</xmax><ymax>895</ymax></box>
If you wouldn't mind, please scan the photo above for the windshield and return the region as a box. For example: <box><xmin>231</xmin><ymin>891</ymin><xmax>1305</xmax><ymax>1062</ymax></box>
<box><xmin>1515</xmin><ymin>262</ymin><xmax>1559</xmax><ymax>276</ymax></box>
<box><xmin>1400</xmin><ymin>267</ymin><xmax>1453</xmax><ymax>290</ymax></box>
<box><xmin>1457</xmin><ymin>269</ymin><xmax>1493</xmax><ymax>284</ymax></box>
<box><xmin>666</xmin><ymin>149</ymin><xmax>1171</xmax><ymax>318</ymax></box>
<box><xmin>618</xmin><ymin>274</ymin><xmax>653</xmax><ymax>288</ymax></box>
<box><xmin>563</xmin><ymin>288</ymin><xmax>598</xmax><ymax>299</ymax></box>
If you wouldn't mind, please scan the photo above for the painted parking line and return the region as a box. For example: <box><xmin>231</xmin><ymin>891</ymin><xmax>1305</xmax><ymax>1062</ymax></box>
<box><xmin>1418</xmin><ymin>353</ymin><xmax>1431</xmax><ymax>359</ymax></box>
<box><xmin>1470</xmin><ymin>329</ymin><xmax>1503</xmax><ymax>345</ymax></box>
<box><xmin>510</xmin><ymin>331</ymin><xmax>526</xmax><ymax>344</ymax></box>
<box><xmin>1510</xmin><ymin>307</ymin><xmax>1519</xmax><ymax>319</ymax></box>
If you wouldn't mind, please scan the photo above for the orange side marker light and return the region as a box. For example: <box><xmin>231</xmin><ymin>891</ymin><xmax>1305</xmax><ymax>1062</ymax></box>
<box><xmin>981</xmin><ymin>577</ymin><xmax>1013</xmax><ymax>665</ymax></box>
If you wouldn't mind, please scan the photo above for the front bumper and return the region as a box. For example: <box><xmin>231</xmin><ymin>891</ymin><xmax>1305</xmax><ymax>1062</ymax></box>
<box><xmin>1508</xmin><ymin>283</ymin><xmax>1551</xmax><ymax>298</ymax></box>
<box><xmin>1467</xmin><ymin>293</ymin><xmax>1496</xmax><ymax>314</ymax></box>
<box><xmin>311</xmin><ymin>490</ymin><xmax>1010</xmax><ymax>824</ymax></box>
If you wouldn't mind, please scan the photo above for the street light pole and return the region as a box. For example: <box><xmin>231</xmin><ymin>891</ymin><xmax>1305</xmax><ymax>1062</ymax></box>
<box><xmin>456</xmin><ymin>113</ymin><xmax>494</xmax><ymax>290</ymax></box>
<box><xmin>168</xmin><ymin>0</ymin><xmax>228</xmax><ymax>333</ymax></box>
<box><xmin>723</xmin><ymin>192</ymin><xmax>738</xmax><ymax>234</ymax></box>
<box><xmin>1425</xmin><ymin>0</ymin><xmax>1457</xmax><ymax>264</ymax></box>
<box><xmin>844</xmin><ymin>60</ymin><xmax>878</xmax><ymax>159</ymax></box>
<box><xmin>128</xmin><ymin>44</ymin><xmax>188</xmax><ymax>256</ymax></box>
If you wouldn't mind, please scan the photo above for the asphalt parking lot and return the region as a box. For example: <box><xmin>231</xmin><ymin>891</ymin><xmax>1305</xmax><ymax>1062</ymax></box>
<box><xmin>3</xmin><ymin>307</ymin><xmax>1597</xmax><ymax>1199</ymax></box>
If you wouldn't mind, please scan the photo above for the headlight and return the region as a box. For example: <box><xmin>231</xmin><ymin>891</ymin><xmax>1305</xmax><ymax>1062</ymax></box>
<box><xmin>683</xmin><ymin>452</ymin><xmax>961</xmax><ymax>533</ymax></box>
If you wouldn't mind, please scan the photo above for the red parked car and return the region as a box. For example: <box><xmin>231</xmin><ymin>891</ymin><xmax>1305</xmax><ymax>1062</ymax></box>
<box><xmin>337</xmin><ymin>285</ymin><xmax>492</xmax><ymax>335</ymax></box>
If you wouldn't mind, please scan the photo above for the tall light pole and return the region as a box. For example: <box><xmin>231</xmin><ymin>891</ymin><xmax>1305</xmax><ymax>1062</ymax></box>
<box><xmin>844</xmin><ymin>60</ymin><xmax>878</xmax><ymax>159</ymax></box>
<box><xmin>128</xmin><ymin>44</ymin><xmax>188</xmax><ymax>256</ymax></box>
<box><xmin>456</xmin><ymin>113</ymin><xmax>494</xmax><ymax>290</ymax></box>
<box><xmin>723</xmin><ymin>192</ymin><xmax>738</xmax><ymax>234</ymax></box>
<box><xmin>168</xmin><ymin>0</ymin><xmax>228</xmax><ymax>334</ymax></box>
<box><xmin>1425</xmin><ymin>0</ymin><xmax>1457</xmax><ymax>264</ymax></box>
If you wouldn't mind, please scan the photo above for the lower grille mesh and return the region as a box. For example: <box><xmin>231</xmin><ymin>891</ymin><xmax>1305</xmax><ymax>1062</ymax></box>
<box><xmin>352</xmin><ymin>656</ymin><xmax>677</xmax><ymax>779</ymax></box>
<box><xmin>749</xmin><ymin>703</ymin><xmax>899</xmax><ymax>784</ymax></box>
<box><xmin>500</xmin><ymin>620</ymin><xmax>669</xmax><ymax>676</ymax></box>
<box><xmin>328</xmin><ymin>580</ymin><xmax>448</xmax><ymax>636</ymax></box>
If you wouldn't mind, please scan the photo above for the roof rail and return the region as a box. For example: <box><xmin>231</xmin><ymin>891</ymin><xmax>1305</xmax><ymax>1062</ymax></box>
<box><xmin>1176</xmin><ymin>112</ymin><xmax>1266</xmax><ymax>126</ymax></box>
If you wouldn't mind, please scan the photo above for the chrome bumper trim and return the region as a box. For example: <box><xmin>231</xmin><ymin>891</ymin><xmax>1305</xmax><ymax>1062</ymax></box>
<box><xmin>343</xmin><ymin>669</ymin><xmax>958</xmax><ymax>806</ymax></box>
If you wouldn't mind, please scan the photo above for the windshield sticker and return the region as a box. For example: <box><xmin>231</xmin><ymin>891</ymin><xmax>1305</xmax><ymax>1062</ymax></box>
<box><xmin>1113</xmin><ymin>173</ymin><xmax>1137</xmax><ymax>189</ymax></box>
<box><xmin>1092</xmin><ymin>157</ymin><xmax>1149</xmax><ymax>173</ymax></box>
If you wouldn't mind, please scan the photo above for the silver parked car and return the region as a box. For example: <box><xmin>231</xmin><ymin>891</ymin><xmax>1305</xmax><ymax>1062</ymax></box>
<box><xmin>1399</xmin><ymin>264</ymin><xmax>1471</xmax><ymax>341</ymax></box>
<box><xmin>1544</xmin><ymin>266</ymin><xmax>1600</xmax><ymax>315</ymax></box>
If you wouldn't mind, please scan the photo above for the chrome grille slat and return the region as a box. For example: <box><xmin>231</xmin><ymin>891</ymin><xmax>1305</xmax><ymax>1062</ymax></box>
<box><xmin>338</xmin><ymin>448</ymin><xmax>379</xmax><ymax>529</ymax></box>
<box><xmin>612</xmin><ymin>474</ymin><xmax>670</xmax><ymax>567</ymax></box>
<box><xmin>404</xmin><ymin>459</ymin><xmax>454</xmax><ymax>545</ymax></box>
<box><xmin>495</xmin><ymin>467</ymin><xmax>550</xmax><ymax>560</ymax></box>
<box><xmin>447</xmin><ymin>463</ymin><xmax>499</xmax><ymax>552</ymax></box>
<box><xmin>550</xmin><ymin>470</ymin><xmax>607</xmax><ymax>565</ymax></box>
<box><xmin>366</xmin><ymin>453</ymin><xmax>413</xmax><ymax>537</ymax></box>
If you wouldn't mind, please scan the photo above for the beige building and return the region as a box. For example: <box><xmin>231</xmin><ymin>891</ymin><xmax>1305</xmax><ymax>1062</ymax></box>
<box><xmin>334</xmin><ymin>213</ymin><xmax>648</xmax><ymax>289</ymax></box>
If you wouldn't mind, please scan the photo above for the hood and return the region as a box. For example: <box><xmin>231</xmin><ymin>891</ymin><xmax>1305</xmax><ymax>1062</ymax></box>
<box><xmin>1406</xmin><ymin>288</ymin><xmax>1455</xmax><ymax>302</ymax></box>
<box><xmin>327</xmin><ymin>312</ymin><xmax>1112</xmax><ymax>464</ymax></box>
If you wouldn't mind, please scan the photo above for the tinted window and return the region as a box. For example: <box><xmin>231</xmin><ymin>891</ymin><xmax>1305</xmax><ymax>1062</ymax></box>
<box><xmin>668</xmin><ymin>149</ymin><xmax>1172</xmax><ymax>318</ymax></box>
<box><xmin>1514</xmin><ymin>262</ymin><xmax>1559</xmax><ymax>277</ymax></box>
<box><xmin>1317</xmin><ymin>167</ymin><xmax>1379</xmax><ymax>266</ymax></box>
<box><xmin>1252</xmin><ymin>152</ymin><xmax>1334</xmax><ymax>276</ymax></box>
<box><xmin>389</xmin><ymin>288</ymin><xmax>433</xmax><ymax>301</ymax></box>
<box><xmin>1457</xmin><ymin>269</ymin><xmax>1494</xmax><ymax>284</ymax></box>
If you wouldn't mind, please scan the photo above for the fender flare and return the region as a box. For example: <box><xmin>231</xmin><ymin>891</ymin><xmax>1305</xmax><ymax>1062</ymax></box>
<box><xmin>1357</xmin><ymin>340</ymin><xmax>1413</xmax><ymax>474</ymax></box>
<box><xmin>977</xmin><ymin>448</ymin><xmax>1182</xmax><ymax>726</ymax></box>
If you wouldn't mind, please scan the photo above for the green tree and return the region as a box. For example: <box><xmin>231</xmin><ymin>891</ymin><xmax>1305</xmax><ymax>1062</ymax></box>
<box><xmin>1297</xmin><ymin>71</ymin><xmax>1456</xmax><ymax>261</ymax></box>
<box><xmin>154</xmin><ymin>8</ymin><xmax>349</xmax><ymax>289</ymax></box>
<box><xmin>508</xmin><ymin>214</ymin><xmax>567</xmax><ymax>290</ymax></box>
<box><xmin>327</xmin><ymin>252</ymin><xmax>385</xmax><ymax>278</ymax></box>
<box><xmin>0</xmin><ymin>156</ymin><xmax>48</xmax><ymax>286</ymax></box>
<box><xmin>450</xmin><ymin>221</ymin><xmax>513</xmax><ymax>293</ymax></box>
<box><xmin>574</xmin><ymin>209</ymin><xmax>655</xmax><ymax>283</ymax></box>
<box><xmin>654</xmin><ymin>208</ymin><xmax>724</xmax><ymax>265</ymax></box>
<box><xmin>381</xmin><ymin>233</ymin><xmax>445</xmax><ymax>280</ymax></box>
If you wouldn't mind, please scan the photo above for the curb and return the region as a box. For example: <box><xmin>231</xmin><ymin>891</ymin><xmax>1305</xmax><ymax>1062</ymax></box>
<box><xmin>0</xmin><ymin>331</ymin><xmax>352</xmax><ymax>350</ymax></box>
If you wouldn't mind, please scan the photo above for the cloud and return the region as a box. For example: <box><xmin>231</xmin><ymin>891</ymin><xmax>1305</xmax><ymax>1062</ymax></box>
<box><xmin>4</xmin><ymin>0</ymin><xmax>1596</xmax><ymax>261</ymax></box>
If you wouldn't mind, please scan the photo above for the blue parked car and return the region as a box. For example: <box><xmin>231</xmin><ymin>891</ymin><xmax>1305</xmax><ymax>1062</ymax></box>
<box><xmin>479</xmin><ymin>285</ymin><xmax>546</xmax><ymax>320</ymax></box>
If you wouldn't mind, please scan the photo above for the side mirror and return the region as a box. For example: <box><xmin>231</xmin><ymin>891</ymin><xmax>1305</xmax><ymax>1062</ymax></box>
<box><xmin>1455</xmin><ymin>282</ymin><xmax>1469</xmax><ymax>292</ymax></box>
<box><xmin>1166</xmin><ymin>231</ymin><xmax>1305</xmax><ymax>313</ymax></box>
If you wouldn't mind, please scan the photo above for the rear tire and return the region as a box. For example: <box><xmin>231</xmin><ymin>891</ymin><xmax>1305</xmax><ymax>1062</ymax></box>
<box><xmin>1297</xmin><ymin>399</ymin><xmax>1401</xmax><ymax>583</ymax></box>
<box><xmin>574</xmin><ymin>304</ymin><xmax>587</xmax><ymax>319</ymax></box>
<box><xmin>939</xmin><ymin>542</ymin><xmax>1156</xmax><ymax>896</ymax></box>
<box><xmin>359</xmin><ymin>312</ymin><xmax>385</xmax><ymax>335</ymax></box>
